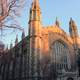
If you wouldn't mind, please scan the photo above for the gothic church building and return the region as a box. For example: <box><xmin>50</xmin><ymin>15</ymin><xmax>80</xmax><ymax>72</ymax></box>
<box><xmin>0</xmin><ymin>0</ymin><xmax>80</xmax><ymax>80</ymax></box>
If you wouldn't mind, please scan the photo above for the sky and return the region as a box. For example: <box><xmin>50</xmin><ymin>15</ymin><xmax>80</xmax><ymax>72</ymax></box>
<box><xmin>1</xmin><ymin>0</ymin><xmax>80</xmax><ymax>48</ymax></box>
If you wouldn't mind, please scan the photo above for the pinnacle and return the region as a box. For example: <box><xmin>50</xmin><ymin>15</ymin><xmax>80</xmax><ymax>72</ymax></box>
<box><xmin>55</xmin><ymin>17</ymin><xmax>60</xmax><ymax>27</ymax></box>
<box><xmin>33</xmin><ymin>0</ymin><xmax>39</xmax><ymax>6</ymax></box>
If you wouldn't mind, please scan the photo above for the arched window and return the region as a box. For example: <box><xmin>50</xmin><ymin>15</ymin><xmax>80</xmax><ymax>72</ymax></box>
<box><xmin>51</xmin><ymin>41</ymin><xmax>71</xmax><ymax>70</ymax></box>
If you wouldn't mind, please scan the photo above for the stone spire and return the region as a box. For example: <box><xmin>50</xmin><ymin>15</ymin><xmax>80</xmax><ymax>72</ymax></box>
<box><xmin>55</xmin><ymin>17</ymin><xmax>60</xmax><ymax>27</ymax></box>
<box><xmin>15</xmin><ymin>35</ymin><xmax>18</xmax><ymax>45</ymax></box>
<box><xmin>29</xmin><ymin>0</ymin><xmax>41</xmax><ymax>22</ymax></box>
<box><xmin>22</xmin><ymin>30</ymin><xmax>25</xmax><ymax>40</ymax></box>
<box><xmin>31</xmin><ymin>0</ymin><xmax>40</xmax><ymax>10</ymax></box>
<box><xmin>34</xmin><ymin>0</ymin><xmax>39</xmax><ymax>6</ymax></box>
<box><xmin>69</xmin><ymin>18</ymin><xmax>78</xmax><ymax>49</ymax></box>
<box><xmin>69</xmin><ymin>18</ymin><xmax>76</xmax><ymax>26</ymax></box>
<box><xmin>69</xmin><ymin>18</ymin><xmax>78</xmax><ymax>38</ymax></box>
<box><xmin>29</xmin><ymin>0</ymin><xmax>41</xmax><ymax>36</ymax></box>
<box><xmin>10</xmin><ymin>41</ymin><xmax>13</xmax><ymax>49</ymax></box>
<box><xmin>69</xmin><ymin>18</ymin><xmax>78</xmax><ymax>31</ymax></box>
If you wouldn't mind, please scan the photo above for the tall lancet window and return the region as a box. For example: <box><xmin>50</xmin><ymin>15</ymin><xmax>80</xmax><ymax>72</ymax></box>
<box><xmin>51</xmin><ymin>41</ymin><xmax>71</xmax><ymax>70</ymax></box>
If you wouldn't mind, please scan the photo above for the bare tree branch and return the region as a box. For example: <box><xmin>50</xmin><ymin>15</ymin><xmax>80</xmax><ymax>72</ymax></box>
<box><xmin>2</xmin><ymin>24</ymin><xmax>23</xmax><ymax>31</ymax></box>
<box><xmin>0</xmin><ymin>0</ymin><xmax>28</xmax><ymax>38</ymax></box>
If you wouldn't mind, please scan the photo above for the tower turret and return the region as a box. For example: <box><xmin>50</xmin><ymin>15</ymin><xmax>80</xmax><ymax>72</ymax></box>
<box><xmin>69</xmin><ymin>18</ymin><xmax>78</xmax><ymax>54</ymax></box>
<box><xmin>28</xmin><ymin>0</ymin><xmax>42</xmax><ymax>78</ymax></box>
<box><xmin>29</xmin><ymin>0</ymin><xmax>41</xmax><ymax>36</ymax></box>
<box><xmin>69</xmin><ymin>18</ymin><xmax>78</xmax><ymax>38</ymax></box>
<box><xmin>69</xmin><ymin>18</ymin><xmax>79</xmax><ymax>71</ymax></box>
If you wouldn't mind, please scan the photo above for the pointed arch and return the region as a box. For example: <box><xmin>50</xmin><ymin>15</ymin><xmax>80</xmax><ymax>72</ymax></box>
<box><xmin>51</xmin><ymin>39</ymin><xmax>71</xmax><ymax>70</ymax></box>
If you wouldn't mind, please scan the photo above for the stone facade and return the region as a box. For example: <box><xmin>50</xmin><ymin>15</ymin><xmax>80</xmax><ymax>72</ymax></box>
<box><xmin>0</xmin><ymin>0</ymin><xmax>80</xmax><ymax>80</ymax></box>
<box><xmin>29</xmin><ymin>0</ymin><xmax>80</xmax><ymax>79</ymax></box>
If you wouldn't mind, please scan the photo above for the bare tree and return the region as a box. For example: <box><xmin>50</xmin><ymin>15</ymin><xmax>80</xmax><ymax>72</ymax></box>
<box><xmin>0</xmin><ymin>0</ymin><xmax>31</xmax><ymax>38</ymax></box>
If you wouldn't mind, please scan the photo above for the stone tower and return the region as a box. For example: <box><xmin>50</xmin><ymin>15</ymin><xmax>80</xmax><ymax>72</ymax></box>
<box><xmin>28</xmin><ymin>0</ymin><xmax>42</xmax><ymax>78</ymax></box>
<box><xmin>69</xmin><ymin>18</ymin><xmax>78</xmax><ymax>71</ymax></box>
<box><xmin>69</xmin><ymin>18</ymin><xmax>78</xmax><ymax>49</ymax></box>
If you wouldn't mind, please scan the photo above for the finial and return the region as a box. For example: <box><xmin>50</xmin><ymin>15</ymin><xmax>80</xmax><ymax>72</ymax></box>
<box><xmin>55</xmin><ymin>17</ymin><xmax>60</xmax><ymax>27</ymax></box>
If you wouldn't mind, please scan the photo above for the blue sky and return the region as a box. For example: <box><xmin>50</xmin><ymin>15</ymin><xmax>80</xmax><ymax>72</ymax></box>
<box><xmin>1</xmin><ymin>0</ymin><xmax>80</xmax><ymax>48</ymax></box>
<box><xmin>40</xmin><ymin>0</ymin><xmax>80</xmax><ymax>31</ymax></box>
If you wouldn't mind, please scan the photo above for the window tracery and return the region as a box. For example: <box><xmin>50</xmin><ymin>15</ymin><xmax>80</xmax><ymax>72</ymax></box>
<box><xmin>52</xmin><ymin>41</ymin><xmax>71</xmax><ymax>70</ymax></box>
